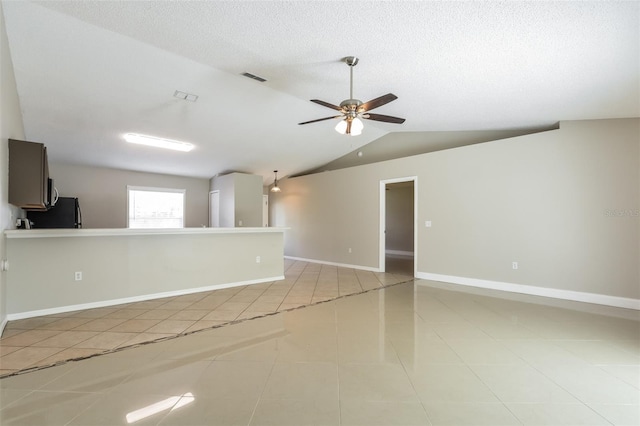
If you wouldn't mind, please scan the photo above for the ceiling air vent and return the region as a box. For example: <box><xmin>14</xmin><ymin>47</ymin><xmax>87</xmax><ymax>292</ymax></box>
<box><xmin>241</xmin><ymin>72</ymin><xmax>267</xmax><ymax>82</ymax></box>
<box><xmin>173</xmin><ymin>90</ymin><xmax>198</xmax><ymax>102</ymax></box>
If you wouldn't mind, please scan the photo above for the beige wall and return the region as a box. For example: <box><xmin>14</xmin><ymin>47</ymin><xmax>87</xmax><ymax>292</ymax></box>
<box><xmin>272</xmin><ymin>118</ymin><xmax>639</xmax><ymax>301</ymax></box>
<box><xmin>211</xmin><ymin>172</ymin><xmax>263</xmax><ymax>227</ymax></box>
<box><xmin>49</xmin><ymin>163</ymin><xmax>209</xmax><ymax>228</ymax></box>
<box><xmin>0</xmin><ymin>3</ymin><xmax>26</xmax><ymax>331</ymax></box>
<box><xmin>6</xmin><ymin>229</ymin><xmax>284</xmax><ymax>316</ymax></box>
<box><xmin>234</xmin><ymin>173</ymin><xmax>263</xmax><ymax>227</ymax></box>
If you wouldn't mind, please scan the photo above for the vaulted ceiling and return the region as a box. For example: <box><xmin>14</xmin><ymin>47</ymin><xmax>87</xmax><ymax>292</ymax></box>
<box><xmin>3</xmin><ymin>1</ymin><xmax>638</xmax><ymax>184</ymax></box>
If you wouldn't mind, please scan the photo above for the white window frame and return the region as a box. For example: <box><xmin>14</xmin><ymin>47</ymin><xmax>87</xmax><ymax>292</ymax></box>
<box><xmin>127</xmin><ymin>185</ymin><xmax>186</xmax><ymax>229</ymax></box>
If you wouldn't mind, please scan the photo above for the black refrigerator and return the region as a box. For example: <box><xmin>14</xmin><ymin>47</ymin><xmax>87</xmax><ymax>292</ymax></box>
<box><xmin>27</xmin><ymin>197</ymin><xmax>82</xmax><ymax>229</ymax></box>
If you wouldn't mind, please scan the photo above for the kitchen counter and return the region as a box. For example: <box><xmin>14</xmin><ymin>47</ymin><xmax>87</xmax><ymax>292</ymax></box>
<box><xmin>5</xmin><ymin>226</ymin><xmax>285</xmax><ymax>238</ymax></box>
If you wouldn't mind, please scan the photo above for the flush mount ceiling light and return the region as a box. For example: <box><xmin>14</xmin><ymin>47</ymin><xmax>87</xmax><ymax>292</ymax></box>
<box><xmin>124</xmin><ymin>133</ymin><xmax>194</xmax><ymax>152</ymax></box>
<box><xmin>299</xmin><ymin>56</ymin><xmax>406</xmax><ymax>136</ymax></box>
<box><xmin>270</xmin><ymin>170</ymin><xmax>281</xmax><ymax>193</ymax></box>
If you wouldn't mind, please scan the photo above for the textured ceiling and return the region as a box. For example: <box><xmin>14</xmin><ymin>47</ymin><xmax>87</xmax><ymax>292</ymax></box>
<box><xmin>2</xmin><ymin>1</ymin><xmax>638</xmax><ymax>184</ymax></box>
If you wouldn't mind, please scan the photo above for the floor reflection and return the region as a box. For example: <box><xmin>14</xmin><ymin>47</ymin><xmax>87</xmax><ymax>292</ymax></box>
<box><xmin>385</xmin><ymin>255</ymin><xmax>414</xmax><ymax>275</ymax></box>
<box><xmin>0</xmin><ymin>279</ymin><xmax>638</xmax><ymax>426</ymax></box>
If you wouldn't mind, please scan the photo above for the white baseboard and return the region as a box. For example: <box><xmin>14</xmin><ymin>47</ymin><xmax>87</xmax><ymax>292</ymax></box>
<box><xmin>416</xmin><ymin>272</ymin><xmax>640</xmax><ymax>310</ymax></box>
<box><xmin>0</xmin><ymin>316</ymin><xmax>7</xmax><ymax>337</ymax></box>
<box><xmin>6</xmin><ymin>275</ymin><xmax>285</xmax><ymax>321</ymax></box>
<box><xmin>285</xmin><ymin>256</ymin><xmax>381</xmax><ymax>272</ymax></box>
<box><xmin>386</xmin><ymin>250</ymin><xmax>414</xmax><ymax>257</ymax></box>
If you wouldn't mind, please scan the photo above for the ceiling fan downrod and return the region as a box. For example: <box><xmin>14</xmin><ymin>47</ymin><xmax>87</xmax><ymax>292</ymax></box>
<box><xmin>340</xmin><ymin>56</ymin><xmax>362</xmax><ymax>115</ymax></box>
<box><xmin>345</xmin><ymin>56</ymin><xmax>359</xmax><ymax>100</ymax></box>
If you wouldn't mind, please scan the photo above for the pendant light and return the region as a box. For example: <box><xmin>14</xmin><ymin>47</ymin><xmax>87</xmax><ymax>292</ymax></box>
<box><xmin>270</xmin><ymin>170</ymin><xmax>281</xmax><ymax>193</ymax></box>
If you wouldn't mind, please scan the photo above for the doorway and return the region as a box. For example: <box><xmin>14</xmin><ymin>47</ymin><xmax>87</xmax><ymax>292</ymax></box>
<box><xmin>379</xmin><ymin>177</ymin><xmax>417</xmax><ymax>276</ymax></box>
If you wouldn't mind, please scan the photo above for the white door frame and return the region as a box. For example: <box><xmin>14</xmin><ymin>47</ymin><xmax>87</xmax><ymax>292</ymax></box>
<box><xmin>262</xmin><ymin>194</ymin><xmax>269</xmax><ymax>227</ymax></box>
<box><xmin>379</xmin><ymin>176</ymin><xmax>418</xmax><ymax>276</ymax></box>
<box><xmin>209</xmin><ymin>190</ymin><xmax>220</xmax><ymax>227</ymax></box>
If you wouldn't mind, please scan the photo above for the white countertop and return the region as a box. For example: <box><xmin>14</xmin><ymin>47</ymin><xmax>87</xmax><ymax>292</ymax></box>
<box><xmin>5</xmin><ymin>227</ymin><xmax>288</xmax><ymax>239</ymax></box>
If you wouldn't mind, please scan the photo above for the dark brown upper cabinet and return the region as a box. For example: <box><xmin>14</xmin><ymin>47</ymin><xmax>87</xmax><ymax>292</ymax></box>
<box><xmin>9</xmin><ymin>139</ymin><xmax>54</xmax><ymax>211</ymax></box>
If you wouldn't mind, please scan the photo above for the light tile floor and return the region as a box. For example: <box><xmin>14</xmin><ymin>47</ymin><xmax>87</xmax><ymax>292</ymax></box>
<box><xmin>1</xmin><ymin>262</ymin><xmax>639</xmax><ymax>425</ymax></box>
<box><xmin>0</xmin><ymin>260</ymin><xmax>412</xmax><ymax>377</ymax></box>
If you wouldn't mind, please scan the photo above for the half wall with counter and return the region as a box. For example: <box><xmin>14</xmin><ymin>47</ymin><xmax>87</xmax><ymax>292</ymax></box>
<box><xmin>5</xmin><ymin>227</ymin><xmax>286</xmax><ymax>319</ymax></box>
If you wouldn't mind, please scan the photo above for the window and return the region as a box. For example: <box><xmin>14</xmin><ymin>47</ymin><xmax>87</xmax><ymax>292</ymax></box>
<box><xmin>127</xmin><ymin>186</ymin><xmax>185</xmax><ymax>228</ymax></box>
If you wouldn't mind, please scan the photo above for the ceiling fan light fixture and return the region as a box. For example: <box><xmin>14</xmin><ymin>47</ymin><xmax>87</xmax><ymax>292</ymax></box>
<box><xmin>335</xmin><ymin>117</ymin><xmax>363</xmax><ymax>136</ymax></box>
<box><xmin>351</xmin><ymin>117</ymin><xmax>364</xmax><ymax>135</ymax></box>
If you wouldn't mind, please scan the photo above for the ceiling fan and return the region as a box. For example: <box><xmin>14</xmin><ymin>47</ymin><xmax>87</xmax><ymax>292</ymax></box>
<box><xmin>298</xmin><ymin>56</ymin><xmax>405</xmax><ymax>136</ymax></box>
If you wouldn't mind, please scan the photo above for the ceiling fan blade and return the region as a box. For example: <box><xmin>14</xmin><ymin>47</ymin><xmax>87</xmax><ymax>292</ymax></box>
<box><xmin>359</xmin><ymin>93</ymin><xmax>398</xmax><ymax>112</ymax></box>
<box><xmin>298</xmin><ymin>115</ymin><xmax>343</xmax><ymax>125</ymax></box>
<box><xmin>363</xmin><ymin>113</ymin><xmax>406</xmax><ymax>124</ymax></box>
<box><xmin>310</xmin><ymin>99</ymin><xmax>343</xmax><ymax>111</ymax></box>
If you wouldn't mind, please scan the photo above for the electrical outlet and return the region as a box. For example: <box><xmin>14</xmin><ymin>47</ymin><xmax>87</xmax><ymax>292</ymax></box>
<box><xmin>75</xmin><ymin>271</ymin><xmax>83</xmax><ymax>281</ymax></box>
<box><xmin>256</xmin><ymin>256</ymin><xmax>261</xmax><ymax>263</ymax></box>
<box><xmin>425</xmin><ymin>221</ymin><xmax>432</xmax><ymax>227</ymax></box>
<box><xmin>512</xmin><ymin>262</ymin><xmax>518</xmax><ymax>270</ymax></box>
<box><xmin>348</xmin><ymin>248</ymin><xmax>352</xmax><ymax>253</ymax></box>
<box><xmin>238</xmin><ymin>220</ymin><xmax>243</xmax><ymax>226</ymax></box>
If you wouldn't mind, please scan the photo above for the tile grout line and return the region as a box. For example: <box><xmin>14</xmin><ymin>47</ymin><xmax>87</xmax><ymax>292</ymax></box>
<box><xmin>1</xmin><ymin>277</ymin><xmax>414</xmax><ymax>380</ymax></box>
<box><xmin>0</xmin><ymin>264</ymin><xmax>413</xmax><ymax>379</ymax></box>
